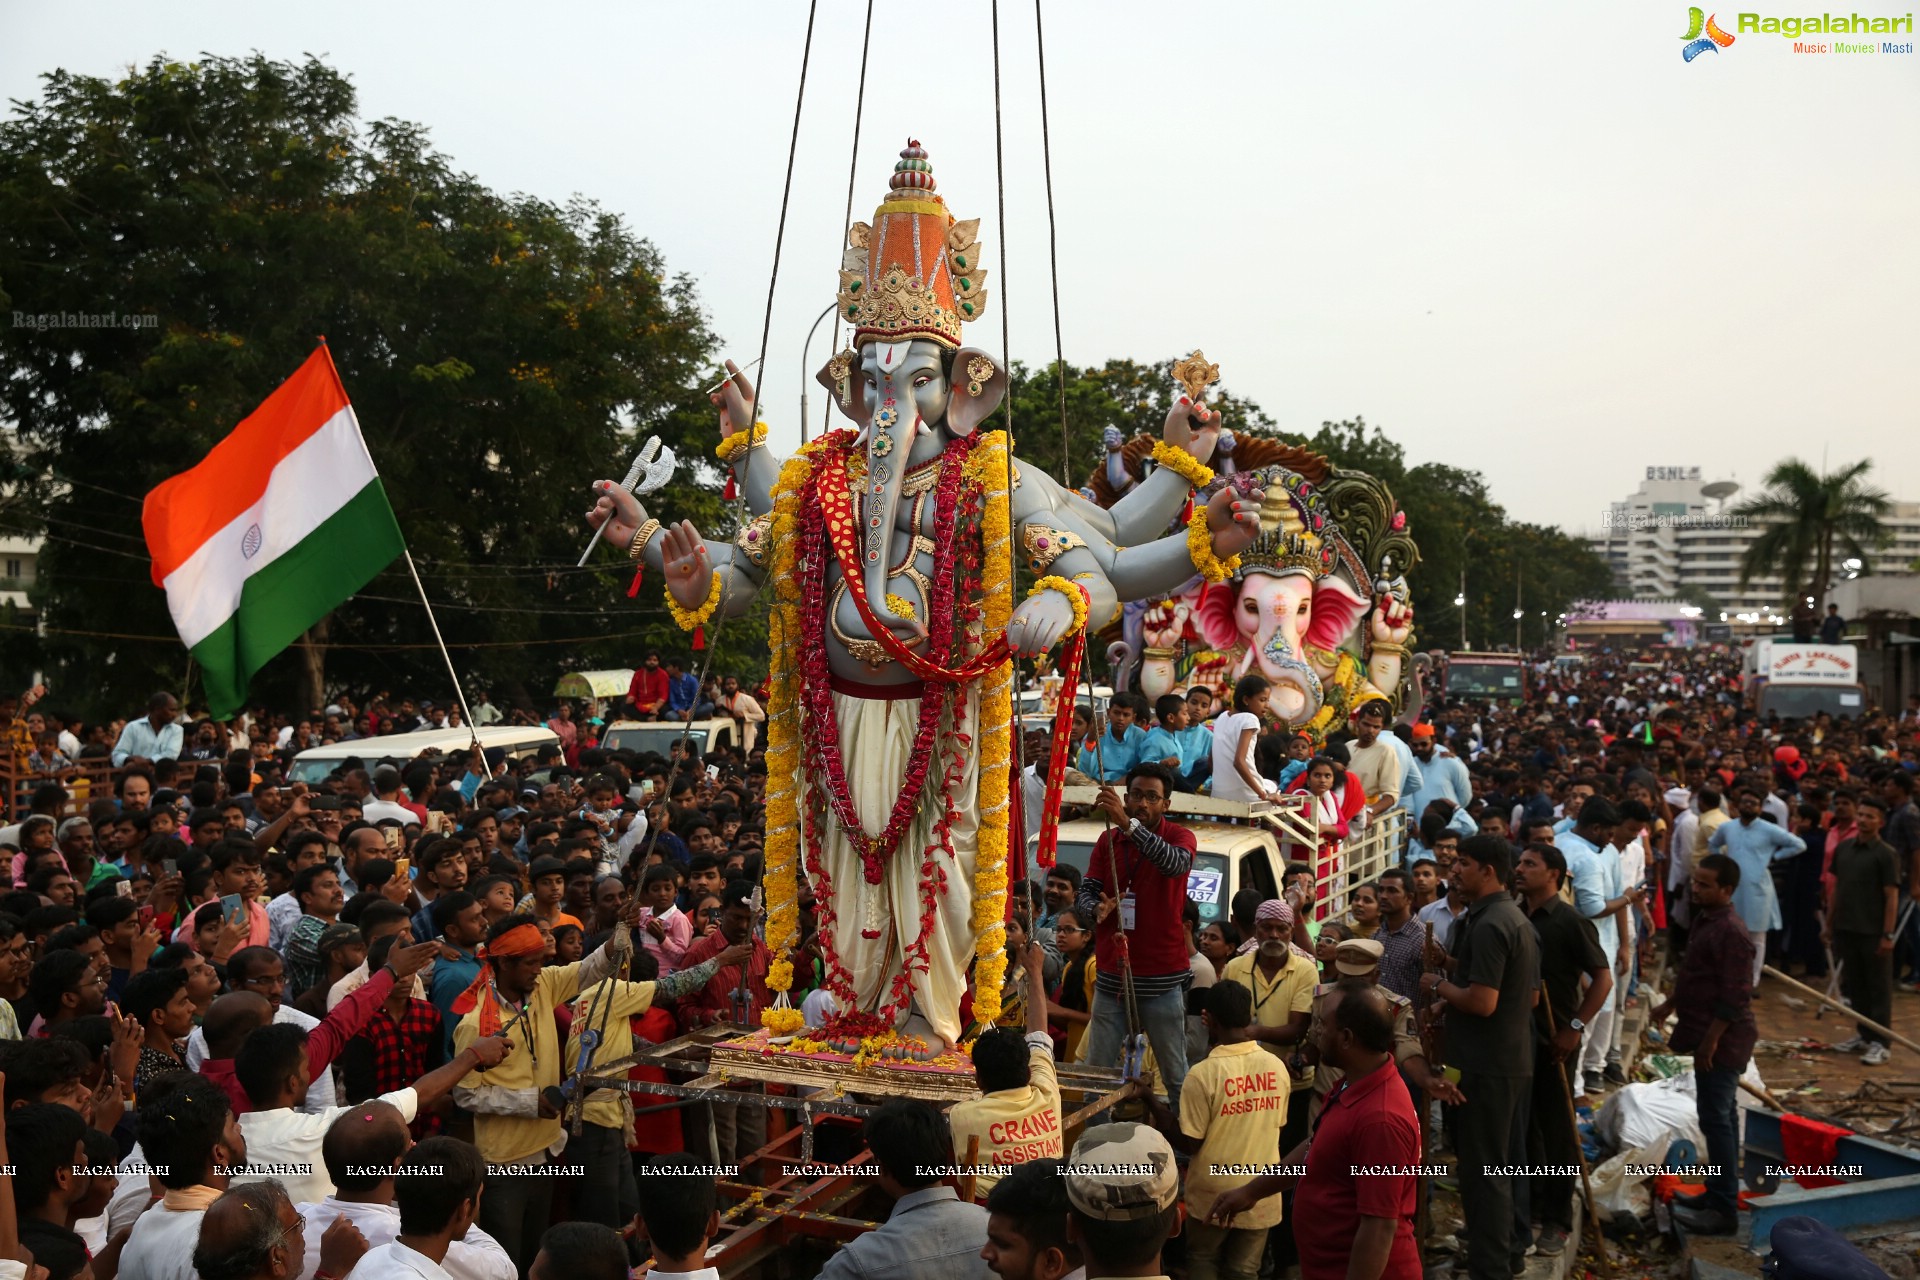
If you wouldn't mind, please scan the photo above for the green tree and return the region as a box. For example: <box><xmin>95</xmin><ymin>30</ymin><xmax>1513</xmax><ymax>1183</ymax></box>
<box><xmin>1004</xmin><ymin>358</ymin><xmax>1616</xmax><ymax>657</ymax></box>
<box><xmin>1002</xmin><ymin>357</ymin><xmax>1275</xmax><ymax>488</ymax></box>
<box><xmin>1730</xmin><ymin>459</ymin><xmax>1891</xmax><ymax>610</ymax></box>
<box><xmin>1273</xmin><ymin>420</ymin><xmax>1612</xmax><ymax>651</ymax></box>
<box><xmin>0</xmin><ymin>55</ymin><xmax>749</xmax><ymax>720</ymax></box>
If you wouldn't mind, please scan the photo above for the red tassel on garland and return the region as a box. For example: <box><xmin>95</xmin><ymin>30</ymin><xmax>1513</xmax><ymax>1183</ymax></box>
<box><xmin>1179</xmin><ymin>496</ymin><xmax>1194</xmax><ymax>526</ymax></box>
<box><xmin>626</xmin><ymin>565</ymin><xmax>644</xmax><ymax>598</ymax></box>
<box><xmin>723</xmin><ymin>469</ymin><xmax>738</xmax><ymax>501</ymax></box>
<box><xmin>692</xmin><ymin>625</ymin><xmax>706</xmax><ymax>650</ymax></box>
<box><xmin>1035</xmin><ymin>630</ymin><xmax>1088</xmax><ymax>871</ymax></box>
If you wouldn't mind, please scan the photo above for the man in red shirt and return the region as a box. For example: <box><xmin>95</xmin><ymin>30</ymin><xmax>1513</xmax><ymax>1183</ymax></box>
<box><xmin>1209</xmin><ymin>983</ymin><xmax>1423</xmax><ymax>1280</ymax></box>
<box><xmin>626</xmin><ymin>653</ymin><xmax>671</xmax><ymax>720</ymax></box>
<box><xmin>677</xmin><ymin>878</ymin><xmax>772</xmax><ymax>1031</ymax></box>
<box><xmin>1072</xmin><ymin>761</ymin><xmax>1197</xmax><ymax>1109</ymax></box>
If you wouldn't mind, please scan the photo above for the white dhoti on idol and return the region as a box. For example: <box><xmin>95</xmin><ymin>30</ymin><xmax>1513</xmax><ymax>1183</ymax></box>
<box><xmin>806</xmin><ymin>685</ymin><xmax>983</xmax><ymax>1048</ymax></box>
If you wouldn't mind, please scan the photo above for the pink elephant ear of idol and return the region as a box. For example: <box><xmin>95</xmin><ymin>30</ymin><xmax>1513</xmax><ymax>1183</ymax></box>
<box><xmin>816</xmin><ymin>355</ymin><xmax>873</xmax><ymax>427</ymax></box>
<box><xmin>945</xmin><ymin>346</ymin><xmax>1009</xmax><ymax>437</ymax></box>
<box><xmin>1306</xmin><ymin>579</ymin><xmax>1368</xmax><ymax>653</ymax></box>
<box><xmin>1194</xmin><ymin>581</ymin><xmax>1243</xmax><ymax>653</ymax></box>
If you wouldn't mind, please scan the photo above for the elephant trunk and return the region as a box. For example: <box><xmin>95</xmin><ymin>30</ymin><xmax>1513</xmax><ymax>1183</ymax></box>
<box><xmin>862</xmin><ymin>412</ymin><xmax>908</xmax><ymax>623</ymax></box>
<box><xmin>1258</xmin><ymin>626</ymin><xmax>1326</xmax><ymax>727</ymax></box>
<box><xmin>1267</xmin><ymin>664</ymin><xmax>1325</xmax><ymax>729</ymax></box>
<box><xmin>1107</xmin><ymin>641</ymin><xmax>1137</xmax><ymax>695</ymax></box>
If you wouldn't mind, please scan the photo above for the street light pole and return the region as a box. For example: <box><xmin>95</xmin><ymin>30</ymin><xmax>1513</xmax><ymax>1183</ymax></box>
<box><xmin>1513</xmin><ymin>567</ymin><xmax>1524</xmax><ymax>652</ymax></box>
<box><xmin>1456</xmin><ymin>529</ymin><xmax>1478</xmax><ymax>652</ymax></box>
<box><xmin>1457</xmin><ymin>567</ymin><xmax>1467</xmax><ymax>650</ymax></box>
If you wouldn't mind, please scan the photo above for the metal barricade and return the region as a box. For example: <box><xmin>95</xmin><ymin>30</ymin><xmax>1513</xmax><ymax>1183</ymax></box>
<box><xmin>1264</xmin><ymin>790</ymin><xmax>1316</xmax><ymax>850</ymax></box>
<box><xmin>1315</xmin><ymin>808</ymin><xmax>1405</xmax><ymax>923</ymax></box>
<box><xmin>4</xmin><ymin>759</ymin><xmax>125</xmax><ymax>824</ymax></box>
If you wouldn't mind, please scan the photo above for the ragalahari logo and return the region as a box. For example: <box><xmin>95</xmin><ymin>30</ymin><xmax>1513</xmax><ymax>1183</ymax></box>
<box><xmin>1681</xmin><ymin>8</ymin><xmax>1738</xmax><ymax>58</ymax></box>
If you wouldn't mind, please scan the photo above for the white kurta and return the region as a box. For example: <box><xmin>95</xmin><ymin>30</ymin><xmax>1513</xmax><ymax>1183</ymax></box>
<box><xmin>234</xmin><ymin>1090</ymin><xmax>419</xmax><ymax>1205</ymax></box>
<box><xmin>346</xmin><ymin>1241</ymin><xmax>456</xmax><ymax>1280</ymax></box>
<box><xmin>809</xmin><ymin>686</ymin><xmax>986</xmax><ymax>1045</ymax></box>
<box><xmin>297</xmin><ymin>1198</ymin><xmax>514</xmax><ymax>1280</ymax></box>
<box><xmin>119</xmin><ymin>1205</ymin><xmax>207</xmax><ymax>1280</ymax></box>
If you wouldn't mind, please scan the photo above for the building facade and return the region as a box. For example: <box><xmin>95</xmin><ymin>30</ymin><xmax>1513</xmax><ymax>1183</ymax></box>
<box><xmin>1582</xmin><ymin>467</ymin><xmax>1920</xmax><ymax>620</ymax></box>
<box><xmin>0</xmin><ymin>534</ymin><xmax>39</xmax><ymax>616</ymax></box>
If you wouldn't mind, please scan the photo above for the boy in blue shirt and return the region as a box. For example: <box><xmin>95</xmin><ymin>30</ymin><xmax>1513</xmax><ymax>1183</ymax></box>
<box><xmin>1141</xmin><ymin>693</ymin><xmax>1213</xmax><ymax>792</ymax></box>
<box><xmin>1077</xmin><ymin>692</ymin><xmax>1150</xmax><ymax>782</ymax></box>
<box><xmin>1276</xmin><ymin>731</ymin><xmax>1314</xmax><ymax>791</ymax></box>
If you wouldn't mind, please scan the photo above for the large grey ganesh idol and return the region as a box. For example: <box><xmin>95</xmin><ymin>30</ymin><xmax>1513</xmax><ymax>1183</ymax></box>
<box><xmin>587</xmin><ymin>141</ymin><xmax>1254</xmax><ymax>1045</ymax></box>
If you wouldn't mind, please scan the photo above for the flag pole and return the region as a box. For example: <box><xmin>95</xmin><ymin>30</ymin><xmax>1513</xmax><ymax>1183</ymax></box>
<box><xmin>399</xmin><ymin>548</ymin><xmax>480</xmax><ymax>746</ymax></box>
<box><xmin>313</xmin><ymin>338</ymin><xmax>481</xmax><ymax>750</ymax></box>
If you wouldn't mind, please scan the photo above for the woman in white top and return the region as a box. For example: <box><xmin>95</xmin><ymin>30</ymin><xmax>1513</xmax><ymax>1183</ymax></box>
<box><xmin>1211</xmin><ymin>673</ymin><xmax>1284</xmax><ymax>805</ymax></box>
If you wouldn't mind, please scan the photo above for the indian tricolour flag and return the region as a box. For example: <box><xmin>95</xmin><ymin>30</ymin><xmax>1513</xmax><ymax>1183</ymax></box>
<box><xmin>142</xmin><ymin>345</ymin><xmax>405</xmax><ymax>718</ymax></box>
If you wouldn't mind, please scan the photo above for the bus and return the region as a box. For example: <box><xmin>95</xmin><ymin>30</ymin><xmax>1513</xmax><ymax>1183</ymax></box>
<box><xmin>1442</xmin><ymin>651</ymin><xmax>1527</xmax><ymax>702</ymax></box>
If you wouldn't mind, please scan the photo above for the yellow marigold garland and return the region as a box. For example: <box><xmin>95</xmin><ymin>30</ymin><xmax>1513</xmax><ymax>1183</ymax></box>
<box><xmin>1299</xmin><ymin>653</ymin><xmax>1356</xmax><ymax>743</ymax></box>
<box><xmin>885</xmin><ymin>592</ymin><xmax>916</xmax><ymax>620</ymax></box>
<box><xmin>965</xmin><ymin>432</ymin><xmax>1015</xmax><ymax>1025</ymax></box>
<box><xmin>1027</xmin><ymin>575</ymin><xmax>1089</xmax><ymax>638</ymax></box>
<box><xmin>1186</xmin><ymin>507</ymin><xmax>1242</xmax><ymax>584</ymax></box>
<box><xmin>665</xmin><ymin>571</ymin><xmax>723</xmax><ymax>632</ymax></box>
<box><xmin>1150</xmin><ymin>438</ymin><xmax>1215</xmax><ymax>490</ymax></box>
<box><xmin>758</xmin><ymin>438</ymin><xmax>829</xmax><ymax>1011</ymax></box>
<box><xmin>715</xmin><ymin>421</ymin><xmax>770</xmax><ymax>464</ymax></box>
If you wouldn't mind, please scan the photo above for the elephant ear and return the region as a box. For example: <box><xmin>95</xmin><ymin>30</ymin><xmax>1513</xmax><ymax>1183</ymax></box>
<box><xmin>1306</xmin><ymin>579</ymin><xmax>1368</xmax><ymax>653</ymax></box>
<box><xmin>815</xmin><ymin>350</ymin><xmax>872</xmax><ymax>427</ymax></box>
<box><xmin>1194</xmin><ymin>581</ymin><xmax>1243</xmax><ymax>653</ymax></box>
<box><xmin>945</xmin><ymin>346</ymin><xmax>1008</xmax><ymax>437</ymax></box>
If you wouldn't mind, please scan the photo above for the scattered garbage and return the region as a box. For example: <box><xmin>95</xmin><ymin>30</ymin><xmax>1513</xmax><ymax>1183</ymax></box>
<box><xmin>1595</xmin><ymin>1075</ymin><xmax>1706</xmax><ymax>1155</ymax></box>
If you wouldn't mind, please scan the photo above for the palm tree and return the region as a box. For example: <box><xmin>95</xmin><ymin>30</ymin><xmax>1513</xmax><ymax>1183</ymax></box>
<box><xmin>1732</xmin><ymin>459</ymin><xmax>1891</xmax><ymax>609</ymax></box>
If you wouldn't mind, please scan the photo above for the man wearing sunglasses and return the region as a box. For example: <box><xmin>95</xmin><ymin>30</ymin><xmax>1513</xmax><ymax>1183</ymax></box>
<box><xmin>1074</xmin><ymin>761</ymin><xmax>1198</xmax><ymax>1110</ymax></box>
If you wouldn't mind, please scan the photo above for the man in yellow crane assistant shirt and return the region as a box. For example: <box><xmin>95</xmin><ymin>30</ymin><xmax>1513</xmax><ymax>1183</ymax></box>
<box><xmin>948</xmin><ymin>941</ymin><xmax>1061</xmax><ymax>1200</ymax></box>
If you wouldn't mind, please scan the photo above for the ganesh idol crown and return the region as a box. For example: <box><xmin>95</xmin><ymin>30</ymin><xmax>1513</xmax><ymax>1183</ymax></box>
<box><xmin>587</xmin><ymin>139</ymin><xmax>1262</xmax><ymax>1044</ymax></box>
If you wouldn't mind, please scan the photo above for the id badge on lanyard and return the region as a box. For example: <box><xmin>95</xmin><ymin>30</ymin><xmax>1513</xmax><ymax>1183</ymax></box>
<box><xmin>1119</xmin><ymin>892</ymin><xmax>1138</xmax><ymax>932</ymax></box>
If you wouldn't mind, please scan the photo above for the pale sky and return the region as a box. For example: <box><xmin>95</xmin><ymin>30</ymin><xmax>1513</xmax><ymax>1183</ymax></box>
<box><xmin>6</xmin><ymin>0</ymin><xmax>1917</xmax><ymax>531</ymax></box>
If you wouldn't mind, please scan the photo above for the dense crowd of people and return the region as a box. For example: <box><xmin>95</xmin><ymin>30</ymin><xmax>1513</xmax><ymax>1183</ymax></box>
<box><xmin>0</xmin><ymin>638</ymin><xmax>1913</xmax><ymax>1280</ymax></box>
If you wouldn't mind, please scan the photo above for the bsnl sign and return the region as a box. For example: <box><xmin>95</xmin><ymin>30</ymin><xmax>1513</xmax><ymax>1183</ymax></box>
<box><xmin>1646</xmin><ymin>466</ymin><xmax>1703</xmax><ymax>481</ymax></box>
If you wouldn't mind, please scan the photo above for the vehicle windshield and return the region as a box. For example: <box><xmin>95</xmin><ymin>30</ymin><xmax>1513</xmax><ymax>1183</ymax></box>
<box><xmin>289</xmin><ymin>758</ymin><xmax>339</xmax><ymax>785</ymax></box>
<box><xmin>1047</xmin><ymin>842</ymin><xmax>1230</xmax><ymax>924</ymax></box>
<box><xmin>1448</xmin><ymin>662</ymin><xmax>1522</xmax><ymax>698</ymax></box>
<box><xmin>603</xmin><ymin>725</ymin><xmax>708</xmax><ymax>755</ymax></box>
<box><xmin>1760</xmin><ymin>685</ymin><xmax>1863</xmax><ymax>722</ymax></box>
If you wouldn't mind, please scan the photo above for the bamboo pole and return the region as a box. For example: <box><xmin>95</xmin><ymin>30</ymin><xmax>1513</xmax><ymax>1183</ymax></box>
<box><xmin>1542</xmin><ymin>987</ymin><xmax>1613</xmax><ymax>1275</ymax></box>
<box><xmin>1762</xmin><ymin>965</ymin><xmax>1920</xmax><ymax>1059</ymax></box>
<box><xmin>958</xmin><ymin>1133</ymin><xmax>982</xmax><ymax>1205</ymax></box>
<box><xmin>1415</xmin><ymin>922</ymin><xmax>1435</xmax><ymax>1248</ymax></box>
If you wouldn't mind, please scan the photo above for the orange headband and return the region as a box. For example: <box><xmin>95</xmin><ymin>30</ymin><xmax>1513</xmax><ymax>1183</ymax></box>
<box><xmin>482</xmin><ymin>925</ymin><xmax>547</xmax><ymax>960</ymax></box>
<box><xmin>451</xmin><ymin>924</ymin><xmax>549</xmax><ymax>1030</ymax></box>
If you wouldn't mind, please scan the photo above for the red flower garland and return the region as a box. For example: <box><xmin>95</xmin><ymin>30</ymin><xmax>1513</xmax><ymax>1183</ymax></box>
<box><xmin>796</xmin><ymin>437</ymin><xmax>975</xmax><ymax>885</ymax></box>
<box><xmin>875</xmin><ymin>476</ymin><xmax>989</xmax><ymax>1026</ymax></box>
<box><xmin>784</xmin><ymin>435</ymin><xmax>998</xmax><ymax>1027</ymax></box>
<box><xmin>800</xmin><ymin>779</ymin><xmax>861</xmax><ymax>1007</ymax></box>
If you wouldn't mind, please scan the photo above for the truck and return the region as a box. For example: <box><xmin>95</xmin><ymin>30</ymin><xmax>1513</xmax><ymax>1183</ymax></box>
<box><xmin>1049</xmin><ymin>786</ymin><xmax>1406</xmax><ymax>926</ymax></box>
<box><xmin>1441</xmin><ymin>651</ymin><xmax>1527</xmax><ymax>703</ymax></box>
<box><xmin>1741</xmin><ymin>639</ymin><xmax>1868</xmax><ymax>720</ymax></box>
<box><xmin>601</xmin><ymin>717</ymin><xmax>739</xmax><ymax>758</ymax></box>
<box><xmin>290</xmin><ymin>724</ymin><xmax>560</xmax><ymax>786</ymax></box>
